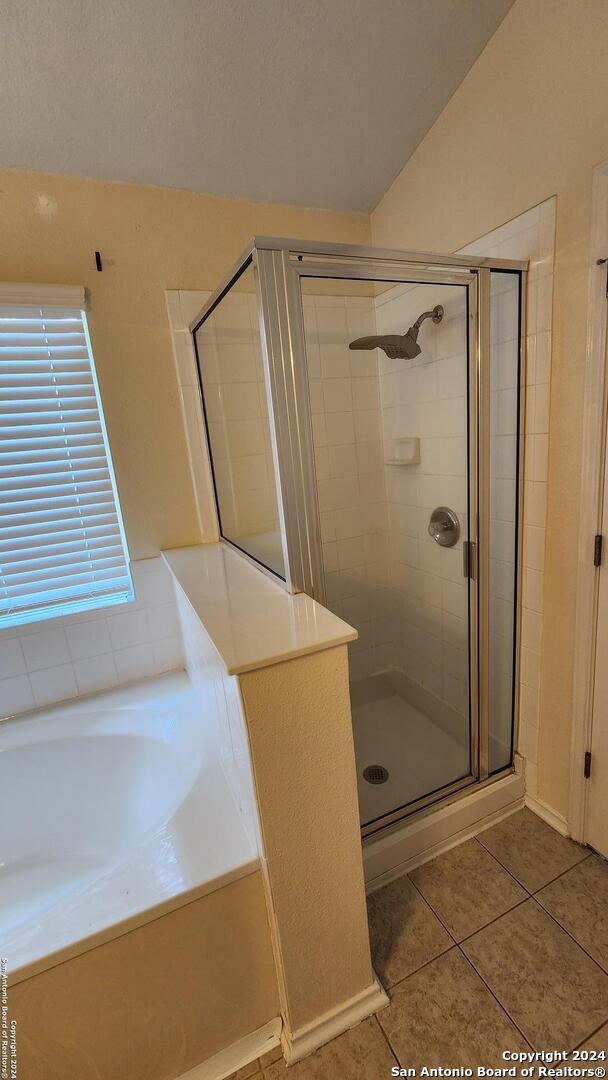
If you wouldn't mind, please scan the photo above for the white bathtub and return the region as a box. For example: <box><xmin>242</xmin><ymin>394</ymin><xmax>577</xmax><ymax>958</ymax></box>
<box><xmin>0</xmin><ymin>672</ymin><xmax>258</xmax><ymax>982</ymax></box>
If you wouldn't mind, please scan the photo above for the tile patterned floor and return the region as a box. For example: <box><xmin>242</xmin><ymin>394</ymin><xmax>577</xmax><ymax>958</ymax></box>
<box><xmin>409</xmin><ymin>836</ymin><xmax>527</xmax><ymax>941</ymax></box>
<box><xmin>228</xmin><ymin>810</ymin><xmax>608</xmax><ymax>1080</ymax></box>
<box><xmin>366</xmin><ymin>873</ymin><xmax>452</xmax><ymax>986</ymax></box>
<box><xmin>476</xmin><ymin>807</ymin><xmax>588</xmax><ymax>891</ymax></box>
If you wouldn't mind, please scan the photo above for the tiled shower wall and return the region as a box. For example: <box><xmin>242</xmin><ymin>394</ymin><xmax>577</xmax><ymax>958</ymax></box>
<box><xmin>460</xmin><ymin>199</ymin><xmax>555</xmax><ymax>798</ymax></box>
<box><xmin>488</xmin><ymin>270</ymin><xmax>521</xmax><ymax>762</ymax></box>
<box><xmin>196</xmin><ymin>287</ymin><xmax>280</xmax><ymax>541</ymax></box>
<box><xmin>166</xmin><ymin>289</ymin><xmax>216</xmax><ymax>541</ymax></box>
<box><xmin>303</xmin><ymin>293</ymin><xmax>392</xmax><ymax>681</ymax></box>
<box><xmin>375</xmin><ymin>281</ymin><xmax>469</xmax><ymax>718</ymax></box>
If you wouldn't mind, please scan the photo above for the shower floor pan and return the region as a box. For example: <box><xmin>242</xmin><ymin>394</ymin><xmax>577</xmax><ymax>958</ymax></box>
<box><xmin>351</xmin><ymin>679</ymin><xmax>469</xmax><ymax>829</ymax></box>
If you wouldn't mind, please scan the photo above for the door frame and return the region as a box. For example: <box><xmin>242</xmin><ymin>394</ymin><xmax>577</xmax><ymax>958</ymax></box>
<box><xmin>570</xmin><ymin>160</ymin><xmax>608</xmax><ymax>842</ymax></box>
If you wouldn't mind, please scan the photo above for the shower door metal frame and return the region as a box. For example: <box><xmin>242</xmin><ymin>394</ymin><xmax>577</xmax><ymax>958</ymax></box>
<box><xmin>256</xmin><ymin>248</ymin><xmax>484</xmax><ymax>819</ymax></box>
<box><xmin>189</xmin><ymin>237</ymin><xmax>527</xmax><ymax>834</ymax></box>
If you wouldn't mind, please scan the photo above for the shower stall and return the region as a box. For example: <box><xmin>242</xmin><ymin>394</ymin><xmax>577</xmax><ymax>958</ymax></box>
<box><xmin>191</xmin><ymin>238</ymin><xmax>526</xmax><ymax>836</ymax></box>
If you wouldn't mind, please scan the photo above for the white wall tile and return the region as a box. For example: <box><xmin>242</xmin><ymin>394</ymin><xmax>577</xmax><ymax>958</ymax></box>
<box><xmin>66</xmin><ymin>619</ymin><xmax>112</xmax><ymax>662</ymax></box>
<box><xmin>0</xmin><ymin>639</ymin><xmax>26</xmax><ymax>680</ymax></box>
<box><xmin>366</xmin><ymin>197</ymin><xmax>556</xmax><ymax>739</ymax></box>
<box><xmin>173</xmin><ymin>580</ymin><xmax>258</xmax><ymax>850</ymax></box>
<box><xmin>146</xmin><ymin>602</ymin><xmax>181</xmax><ymax>642</ymax></box>
<box><xmin>152</xmin><ymin>635</ymin><xmax>184</xmax><ymax>674</ymax></box>
<box><xmin>461</xmin><ymin>199</ymin><xmax>555</xmax><ymax>782</ymax></box>
<box><xmin>74</xmin><ymin>653</ymin><xmax>118</xmax><ymax>695</ymax></box>
<box><xmin>303</xmin><ymin>293</ymin><xmax>390</xmax><ymax>681</ymax></box>
<box><xmin>113</xmin><ymin>643</ymin><xmax>157</xmax><ymax>684</ymax></box>
<box><xmin>0</xmin><ymin>674</ymin><xmax>35</xmax><ymax>716</ymax></box>
<box><xmin>106</xmin><ymin>609</ymin><xmax>151</xmax><ymax>651</ymax></box>
<box><xmin>0</xmin><ymin>556</ymin><xmax>185</xmax><ymax>720</ymax></box>
<box><xmin>22</xmin><ymin>628</ymin><xmax>71</xmax><ymax>672</ymax></box>
<box><xmin>29</xmin><ymin>663</ymin><xmax>78</xmax><ymax>708</ymax></box>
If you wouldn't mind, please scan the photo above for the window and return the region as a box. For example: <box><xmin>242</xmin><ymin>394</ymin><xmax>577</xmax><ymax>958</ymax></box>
<box><xmin>0</xmin><ymin>285</ymin><xmax>133</xmax><ymax>629</ymax></box>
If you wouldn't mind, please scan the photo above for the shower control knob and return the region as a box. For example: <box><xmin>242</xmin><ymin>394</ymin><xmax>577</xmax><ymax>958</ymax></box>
<box><xmin>428</xmin><ymin>507</ymin><xmax>460</xmax><ymax>547</ymax></box>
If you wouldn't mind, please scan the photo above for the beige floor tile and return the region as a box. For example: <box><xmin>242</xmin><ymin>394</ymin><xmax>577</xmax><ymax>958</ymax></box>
<box><xmin>378</xmin><ymin>947</ymin><xmax>530</xmax><ymax>1069</ymax></box>
<box><xmin>536</xmin><ymin>855</ymin><xmax>608</xmax><ymax>972</ymax></box>
<box><xmin>477</xmin><ymin>808</ymin><xmax>588</xmax><ymax>892</ymax></box>
<box><xmin>462</xmin><ymin>898</ymin><xmax>608</xmax><ymax>1050</ymax></box>
<box><xmin>578</xmin><ymin>1021</ymin><xmax>608</xmax><ymax>1052</ymax></box>
<box><xmin>410</xmin><ymin>838</ymin><xmax>526</xmax><ymax>941</ymax></box>
<box><xmin>367</xmin><ymin>873</ymin><xmax>453</xmax><ymax>987</ymax></box>
<box><xmin>263</xmin><ymin>1017</ymin><xmax>396</xmax><ymax>1079</ymax></box>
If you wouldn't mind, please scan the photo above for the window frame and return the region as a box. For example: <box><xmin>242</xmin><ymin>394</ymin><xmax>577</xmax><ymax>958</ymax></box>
<box><xmin>0</xmin><ymin>284</ymin><xmax>133</xmax><ymax>629</ymax></box>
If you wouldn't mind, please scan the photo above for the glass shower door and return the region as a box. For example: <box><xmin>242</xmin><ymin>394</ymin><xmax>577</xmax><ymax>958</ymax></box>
<box><xmin>191</xmin><ymin>239</ymin><xmax>524</xmax><ymax>837</ymax></box>
<box><xmin>292</xmin><ymin>266</ymin><xmax>477</xmax><ymax>830</ymax></box>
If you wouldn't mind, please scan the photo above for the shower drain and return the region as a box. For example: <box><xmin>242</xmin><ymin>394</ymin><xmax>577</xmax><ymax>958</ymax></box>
<box><xmin>363</xmin><ymin>765</ymin><xmax>389</xmax><ymax>785</ymax></box>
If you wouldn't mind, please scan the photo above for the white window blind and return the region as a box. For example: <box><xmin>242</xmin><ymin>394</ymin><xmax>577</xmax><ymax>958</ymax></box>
<box><xmin>0</xmin><ymin>289</ymin><xmax>133</xmax><ymax>628</ymax></box>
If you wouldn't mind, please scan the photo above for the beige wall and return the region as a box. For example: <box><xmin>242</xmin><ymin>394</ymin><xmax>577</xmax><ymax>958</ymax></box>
<box><xmin>371</xmin><ymin>0</ymin><xmax>608</xmax><ymax>817</ymax></box>
<box><xmin>238</xmin><ymin>645</ymin><xmax>380</xmax><ymax>1052</ymax></box>
<box><xmin>0</xmin><ymin>168</ymin><xmax>369</xmax><ymax>559</ymax></box>
<box><xmin>11</xmin><ymin>872</ymin><xmax>278</xmax><ymax>1080</ymax></box>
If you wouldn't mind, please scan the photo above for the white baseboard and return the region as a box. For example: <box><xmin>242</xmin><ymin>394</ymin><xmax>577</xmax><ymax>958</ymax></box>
<box><xmin>281</xmin><ymin>977</ymin><xmax>389</xmax><ymax>1064</ymax></box>
<box><xmin>363</xmin><ymin>769</ymin><xmax>525</xmax><ymax>891</ymax></box>
<box><xmin>525</xmin><ymin>793</ymin><xmax>569</xmax><ymax>836</ymax></box>
<box><xmin>175</xmin><ymin>1017</ymin><xmax>282</xmax><ymax>1080</ymax></box>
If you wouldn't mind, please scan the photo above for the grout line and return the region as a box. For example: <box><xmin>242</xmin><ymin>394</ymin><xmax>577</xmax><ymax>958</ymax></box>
<box><xmin>461</xmin><ymin>896</ymin><xmax>608</xmax><ymax>1049</ymax></box>
<box><xmin>406</xmin><ymin>850</ymin><xmax>527</xmax><ymax>947</ymax></box>
<box><xmin>382</xmin><ymin>939</ymin><xmax>534</xmax><ymax>1065</ymax></box>
<box><xmin>455</xmin><ymin>943</ymin><xmax>533</xmax><ymax>1050</ymax></box>
<box><xmin>407</xmin><ymin>848</ymin><xmax>606</xmax><ymax>1042</ymax></box>
<box><xmin>529</xmin><ymin>895</ymin><xmax>608</xmax><ymax>980</ymax></box>
<box><xmin>474</xmin><ymin>834</ymin><xmax>533</xmax><ymax>893</ymax></box>
<box><xmin>373</xmin><ymin>1012</ymin><xmax>401</xmax><ymax>1069</ymax></box>
<box><xmin>573</xmin><ymin>1017</ymin><xmax>608</xmax><ymax>1051</ymax></box>
<box><xmin>457</xmin><ymin>895</ymin><xmax>529</xmax><ymax>946</ymax></box>
<box><xmin>381</xmin><ymin>939</ymin><xmax>455</xmax><ymax>993</ymax></box>
<box><xmin>374</xmin><ymin>829</ymin><xmax>606</xmax><ymax>1053</ymax></box>
<box><xmin>470</xmin><ymin>833</ymin><xmax>536</xmax><ymax>893</ymax></box>
<box><xmin>405</xmin><ymin>871</ymin><xmax>458</xmax><ymax>941</ymax></box>
<box><xmin>531</xmin><ymin>852</ymin><xmax>592</xmax><ymax>894</ymax></box>
<box><xmin>476</xmin><ymin>824</ymin><xmax>592</xmax><ymax>896</ymax></box>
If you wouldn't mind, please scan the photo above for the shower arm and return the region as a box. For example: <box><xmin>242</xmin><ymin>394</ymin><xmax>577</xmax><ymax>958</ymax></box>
<box><xmin>348</xmin><ymin>304</ymin><xmax>443</xmax><ymax>360</ymax></box>
<box><xmin>413</xmin><ymin>307</ymin><xmax>444</xmax><ymax>331</ymax></box>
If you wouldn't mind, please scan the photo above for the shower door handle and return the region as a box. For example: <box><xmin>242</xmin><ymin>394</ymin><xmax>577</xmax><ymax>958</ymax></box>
<box><xmin>463</xmin><ymin>541</ymin><xmax>476</xmax><ymax>580</ymax></box>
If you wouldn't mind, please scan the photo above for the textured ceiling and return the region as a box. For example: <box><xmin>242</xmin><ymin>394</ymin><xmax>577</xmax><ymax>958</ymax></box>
<box><xmin>1</xmin><ymin>0</ymin><xmax>513</xmax><ymax>212</ymax></box>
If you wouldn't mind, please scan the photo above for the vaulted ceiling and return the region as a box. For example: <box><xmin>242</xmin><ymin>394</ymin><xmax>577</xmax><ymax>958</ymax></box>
<box><xmin>1</xmin><ymin>0</ymin><xmax>513</xmax><ymax>211</ymax></box>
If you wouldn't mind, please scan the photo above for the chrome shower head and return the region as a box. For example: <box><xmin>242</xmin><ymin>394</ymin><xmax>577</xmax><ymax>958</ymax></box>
<box><xmin>349</xmin><ymin>304</ymin><xmax>444</xmax><ymax>361</ymax></box>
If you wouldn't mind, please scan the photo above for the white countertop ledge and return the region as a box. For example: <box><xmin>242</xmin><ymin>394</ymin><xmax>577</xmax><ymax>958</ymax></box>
<box><xmin>161</xmin><ymin>543</ymin><xmax>357</xmax><ymax>676</ymax></box>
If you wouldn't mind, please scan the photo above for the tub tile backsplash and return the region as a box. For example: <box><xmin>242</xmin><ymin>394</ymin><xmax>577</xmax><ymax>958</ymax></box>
<box><xmin>21</xmin><ymin>627</ymin><xmax>72</xmax><ymax>672</ymax></box>
<box><xmin>173</xmin><ymin>582</ymin><xmax>259</xmax><ymax>852</ymax></box>
<box><xmin>29</xmin><ymin>663</ymin><xmax>78</xmax><ymax>710</ymax></box>
<box><xmin>0</xmin><ymin>674</ymin><xmax>35</xmax><ymax>715</ymax></box>
<box><xmin>0</xmin><ymin>639</ymin><xmax>27</xmax><ymax>680</ymax></box>
<box><xmin>0</xmin><ymin>556</ymin><xmax>184</xmax><ymax>720</ymax></box>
